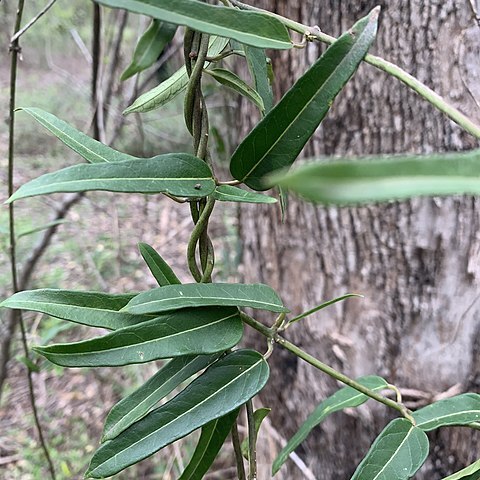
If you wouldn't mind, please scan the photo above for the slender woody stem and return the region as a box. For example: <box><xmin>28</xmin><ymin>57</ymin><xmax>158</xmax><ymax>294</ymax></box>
<box><xmin>231</xmin><ymin>421</ymin><xmax>247</xmax><ymax>480</ymax></box>
<box><xmin>246</xmin><ymin>399</ymin><xmax>257</xmax><ymax>480</ymax></box>
<box><xmin>8</xmin><ymin>2</ymin><xmax>56</xmax><ymax>478</ymax></box>
<box><xmin>276</xmin><ymin>336</ymin><xmax>415</xmax><ymax>424</ymax></box>
<box><xmin>229</xmin><ymin>0</ymin><xmax>480</xmax><ymax>140</ymax></box>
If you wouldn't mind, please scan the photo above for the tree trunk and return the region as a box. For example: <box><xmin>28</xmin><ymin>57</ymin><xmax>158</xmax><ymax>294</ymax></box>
<box><xmin>235</xmin><ymin>1</ymin><xmax>480</xmax><ymax>478</ymax></box>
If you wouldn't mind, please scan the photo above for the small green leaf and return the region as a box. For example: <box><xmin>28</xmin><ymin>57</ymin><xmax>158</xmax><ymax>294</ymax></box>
<box><xmin>442</xmin><ymin>459</ymin><xmax>480</xmax><ymax>480</ymax></box>
<box><xmin>273</xmin><ymin>150</ymin><xmax>480</xmax><ymax>205</ymax></box>
<box><xmin>273</xmin><ymin>376</ymin><xmax>388</xmax><ymax>474</ymax></box>
<box><xmin>351</xmin><ymin>418</ymin><xmax>429</xmax><ymax>480</ymax></box>
<box><xmin>18</xmin><ymin>108</ymin><xmax>136</xmax><ymax>163</ymax></box>
<box><xmin>244</xmin><ymin>46</ymin><xmax>274</xmax><ymax>114</ymax></box>
<box><xmin>33</xmin><ymin>307</ymin><xmax>243</xmax><ymax>367</ymax></box>
<box><xmin>413</xmin><ymin>393</ymin><xmax>480</xmax><ymax>431</ymax></box>
<box><xmin>121</xmin><ymin>20</ymin><xmax>177</xmax><ymax>81</ymax></box>
<box><xmin>7</xmin><ymin>154</ymin><xmax>215</xmax><ymax>203</ymax></box>
<box><xmin>213</xmin><ymin>185</ymin><xmax>277</xmax><ymax>204</ymax></box>
<box><xmin>204</xmin><ymin>68</ymin><xmax>265</xmax><ymax>112</ymax></box>
<box><xmin>241</xmin><ymin>407</ymin><xmax>270</xmax><ymax>459</ymax></box>
<box><xmin>95</xmin><ymin>0</ymin><xmax>292</xmax><ymax>50</ymax></box>
<box><xmin>18</xmin><ymin>356</ymin><xmax>41</xmax><ymax>373</ymax></box>
<box><xmin>103</xmin><ymin>354</ymin><xmax>221</xmax><ymax>441</ymax></box>
<box><xmin>138</xmin><ymin>243</ymin><xmax>181</xmax><ymax>286</ymax></box>
<box><xmin>0</xmin><ymin>289</ymin><xmax>151</xmax><ymax>330</ymax></box>
<box><xmin>230</xmin><ymin>8</ymin><xmax>379</xmax><ymax>190</ymax></box>
<box><xmin>17</xmin><ymin>220</ymin><xmax>69</xmax><ymax>239</ymax></box>
<box><xmin>178</xmin><ymin>410</ymin><xmax>240</xmax><ymax>480</ymax></box>
<box><xmin>287</xmin><ymin>293</ymin><xmax>363</xmax><ymax>326</ymax></box>
<box><xmin>86</xmin><ymin>349</ymin><xmax>269</xmax><ymax>478</ymax></box>
<box><xmin>124</xmin><ymin>36</ymin><xmax>229</xmax><ymax>114</ymax></box>
<box><xmin>125</xmin><ymin>283</ymin><xmax>288</xmax><ymax>315</ymax></box>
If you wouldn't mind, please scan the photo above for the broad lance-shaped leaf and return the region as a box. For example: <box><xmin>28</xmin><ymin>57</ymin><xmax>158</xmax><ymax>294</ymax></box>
<box><xmin>351</xmin><ymin>418</ymin><xmax>429</xmax><ymax>480</ymax></box>
<box><xmin>273</xmin><ymin>376</ymin><xmax>388</xmax><ymax>475</ymax></box>
<box><xmin>178</xmin><ymin>410</ymin><xmax>240</xmax><ymax>480</ymax></box>
<box><xmin>204</xmin><ymin>68</ymin><xmax>265</xmax><ymax>112</ymax></box>
<box><xmin>8</xmin><ymin>154</ymin><xmax>215</xmax><ymax>202</ymax></box>
<box><xmin>0</xmin><ymin>289</ymin><xmax>152</xmax><ymax>330</ymax></box>
<box><xmin>273</xmin><ymin>149</ymin><xmax>480</xmax><ymax>205</ymax></box>
<box><xmin>124</xmin><ymin>36</ymin><xmax>229</xmax><ymax>115</ymax></box>
<box><xmin>244</xmin><ymin>45</ymin><xmax>274</xmax><ymax>114</ymax></box>
<box><xmin>230</xmin><ymin>8</ymin><xmax>379</xmax><ymax>191</ymax></box>
<box><xmin>213</xmin><ymin>185</ymin><xmax>277</xmax><ymax>204</ymax></box>
<box><xmin>121</xmin><ymin>20</ymin><xmax>177</xmax><ymax>81</ymax></box>
<box><xmin>103</xmin><ymin>354</ymin><xmax>220</xmax><ymax>441</ymax></box>
<box><xmin>138</xmin><ymin>243</ymin><xmax>181</xmax><ymax>286</ymax></box>
<box><xmin>125</xmin><ymin>283</ymin><xmax>289</xmax><ymax>315</ymax></box>
<box><xmin>413</xmin><ymin>393</ymin><xmax>480</xmax><ymax>431</ymax></box>
<box><xmin>33</xmin><ymin>307</ymin><xmax>243</xmax><ymax>367</ymax></box>
<box><xmin>95</xmin><ymin>0</ymin><xmax>292</xmax><ymax>50</ymax></box>
<box><xmin>442</xmin><ymin>459</ymin><xmax>480</xmax><ymax>480</ymax></box>
<box><xmin>19</xmin><ymin>108</ymin><xmax>136</xmax><ymax>164</ymax></box>
<box><xmin>86</xmin><ymin>349</ymin><xmax>269</xmax><ymax>478</ymax></box>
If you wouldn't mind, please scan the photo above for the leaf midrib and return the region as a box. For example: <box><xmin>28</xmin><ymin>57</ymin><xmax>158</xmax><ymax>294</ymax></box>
<box><xmin>47</xmin><ymin>312</ymin><xmax>237</xmax><ymax>356</ymax></box>
<box><xmin>239</xmin><ymin>23</ymin><xmax>372</xmax><ymax>182</ymax></box>
<box><xmin>416</xmin><ymin>408</ymin><xmax>480</xmax><ymax>429</ymax></box>
<box><xmin>105</xmin><ymin>357</ymin><xmax>205</xmax><ymax>439</ymax></box>
<box><xmin>90</xmin><ymin>356</ymin><xmax>263</xmax><ymax>474</ymax></box>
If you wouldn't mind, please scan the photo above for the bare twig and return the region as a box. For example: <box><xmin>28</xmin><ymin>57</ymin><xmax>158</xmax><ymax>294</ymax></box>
<box><xmin>10</xmin><ymin>0</ymin><xmax>57</xmax><ymax>43</ymax></box>
<box><xmin>7</xmin><ymin>1</ymin><xmax>56</xmax><ymax>478</ymax></box>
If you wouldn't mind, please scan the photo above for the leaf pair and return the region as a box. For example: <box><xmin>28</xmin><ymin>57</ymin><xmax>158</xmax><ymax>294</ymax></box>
<box><xmin>8</xmin><ymin>108</ymin><xmax>215</xmax><ymax>202</ymax></box>
<box><xmin>87</xmin><ymin>349</ymin><xmax>269</xmax><ymax>478</ymax></box>
<box><xmin>275</xmin><ymin>384</ymin><xmax>480</xmax><ymax>480</ymax></box>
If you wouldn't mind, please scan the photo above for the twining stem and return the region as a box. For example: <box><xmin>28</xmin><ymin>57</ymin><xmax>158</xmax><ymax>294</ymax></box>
<box><xmin>240</xmin><ymin>312</ymin><xmax>415</xmax><ymax>424</ymax></box>
<box><xmin>229</xmin><ymin>0</ymin><xmax>480</xmax><ymax>140</ymax></box>
<box><xmin>246</xmin><ymin>399</ymin><xmax>257</xmax><ymax>480</ymax></box>
<box><xmin>231</xmin><ymin>420</ymin><xmax>247</xmax><ymax>480</ymax></box>
<box><xmin>8</xmin><ymin>1</ymin><xmax>56</xmax><ymax>478</ymax></box>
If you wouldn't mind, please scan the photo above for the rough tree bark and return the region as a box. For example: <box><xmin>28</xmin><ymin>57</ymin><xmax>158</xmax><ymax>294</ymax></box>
<box><xmin>235</xmin><ymin>1</ymin><xmax>480</xmax><ymax>478</ymax></box>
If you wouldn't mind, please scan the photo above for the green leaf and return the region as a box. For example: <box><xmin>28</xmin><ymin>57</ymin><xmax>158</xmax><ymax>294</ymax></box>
<box><xmin>125</xmin><ymin>283</ymin><xmax>288</xmax><ymax>315</ymax></box>
<box><xmin>351</xmin><ymin>418</ymin><xmax>429</xmax><ymax>480</ymax></box>
<box><xmin>7</xmin><ymin>154</ymin><xmax>215</xmax><ymax>203</ymax></box>
<box><xmin>33</xmin><ymin>307</ymin><xmax>243</xmax><ymax>367</ymax></box>
<box><xmin>413</xmin><ymin>393</ymin><xmax>480</xmax><ymax>431</ymax></box>
<box><xmin>124</xmin><ymin>36</ymin><xmax>229</xmax><ymax>114</ymax></box>
<box><xmin>241</xmin><ymin>407</ymin><xmax>271</xmax><ymax>459</ymax></box>
<box><xmin>213</xmin><ymin>185</ymin><xmax>277</xmax><ymax>204</ymax></box>
<box><xmin>230</xmin><ymin>8</ymin><xmax>379</xmax><ymax>191</ymax></box>
<box><xmin>95</xmin><ymin>0</ymin><xmax>292</xmax><ymax>50</ymax></box>
<box><xmin>121</xmin><ymin>20</ymin><xmax>177</xmax><ymax>81</ymax></box>
<box><xmin>86</xmin><ymin>349</ymin><xmax>269</xmax><ymax>478</ymax></box>
<box><xmin>17</xmin><ymin>219</ymin><xmax>69</xmax><ymax>239</ymax></box>
<box><xmin>278</xmin><ymin>185</ymin><xmax>288</xmax><ymax>223</ymax></box>
<box><xmin>273</xmin><ymin>150</ymin><xmax>480</xmax><ymax>205</ymax></box>
<box><xmin>103</xmin><ymin>354</ymin><xmax>220</xmax><ymax>441</ymax></box>
<box><xmin>244</xmin><ymin>46</ymin><xmax>274</xmax><ymax>114</ymax></box>
<box><xmin>287</xmin><ymin>293</ymin><xmax>363</xmax><ymax>326</ymax></box>
<box><xmin>273</xmin><ymin>376</ymin><xmax>388</xmax><ymax>474</ymax></box>
<box><xmin>18</xmin><ymin>356</ymin><xmax>41</xmax><ymax>373</ymax></box>
<box><xmin>0</xmin><ymin>289</ymin><xmax>151</xmax><ymax>330</ymax></box>
<box><xmin>204</xmin><ymin>68</ymin><xmax>265</xmax><ymax>112</ymax></box>
<box><xmin>138</xmin><ymin>243</ymin><xmax>181</xmax><ymax>286</ymax></box>
<box><xmin>442</xmin><ymin>459</ymin><xmax>480</xmax><ymax>480</ymax></box>
<box><xmin>18</xmin><ymin>108</ymin><xmax>136</xmax><ymax>164</ymax></box>
<box><xmin>178</xmin><ymin>409</ymin><xmax>240</xmax><ymax>480</ymax></box>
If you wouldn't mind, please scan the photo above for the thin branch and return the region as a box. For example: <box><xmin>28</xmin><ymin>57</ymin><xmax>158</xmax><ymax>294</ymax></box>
<box><xmin>10</xmin><ymin>0</ymin><xmax>57</xmax><ymax>43</ymax></box>
<box><xmin>7</xmin><ymin>1</ymin><xmax>56</xmax><ymax>478</ymax></box>
<box><xmin>246</xmin><ymin>399</ymin><xmax>257</xmax><ymax>480</ymax></box>
<box><xmin>231</xmin><ymin>421</ymin><xmax>247</xmax><ymax>480</ymax></box>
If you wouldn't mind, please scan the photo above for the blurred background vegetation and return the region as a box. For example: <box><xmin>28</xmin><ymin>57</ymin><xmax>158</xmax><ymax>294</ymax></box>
<box><xmin>0</xmin><ymin>2</ymin><xmax>242</xmax><ymax>478</ymax></box>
